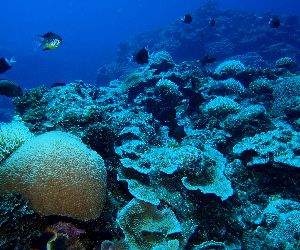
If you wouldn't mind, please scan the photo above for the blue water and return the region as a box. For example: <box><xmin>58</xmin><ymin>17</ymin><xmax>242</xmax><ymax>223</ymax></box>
<box><xmin>1</xmin><ymin>0</ymin><xmax>299</xmax><ymax>88</ymax></box>
<box><xmin>1</xmin><ymin>0</ymin><xmax>204</xmax><ymax>88</ymax></box>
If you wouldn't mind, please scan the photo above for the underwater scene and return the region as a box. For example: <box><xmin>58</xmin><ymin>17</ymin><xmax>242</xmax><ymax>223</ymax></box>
<box><xmin>1</xmin><ymin>0</ymin><xmax>300</xmax><ymax>249</ymax></box>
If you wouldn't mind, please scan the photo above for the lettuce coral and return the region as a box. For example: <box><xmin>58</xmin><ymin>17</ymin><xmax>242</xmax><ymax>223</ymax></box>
<box><xmin>116</xmin><ymin>198</ymin><xmax>182</xmax><ymax>250</ymax></box>
<box><xmin>0</xmin><ymin>131</ymin><xmax>107</xmax><ymax>220</ymax></box>
<box><xmin>233</xmin><ymin>128</ymin><xmax>300</xmax><ymax>169</ymax></box>
<box><xmin>182</xmin><ymin>146</ymin><xmax>233</xmax><ymax>201</ymax></box>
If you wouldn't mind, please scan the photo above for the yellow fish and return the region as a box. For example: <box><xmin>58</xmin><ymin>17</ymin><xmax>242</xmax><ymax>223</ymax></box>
<box><xmin>37</xmin><ymin>32</ymin><xmax>62</xmax><ymax>51</ymax></box>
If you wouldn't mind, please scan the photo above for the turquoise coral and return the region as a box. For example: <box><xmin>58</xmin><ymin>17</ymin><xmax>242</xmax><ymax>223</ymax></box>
<box><xmin>214</xmin><ymin>60</ymin><xmax>246</xmax><ymax>78</ymax></box>
<box><xmin>116</xmin><ymin>198</ymin><xmax>182</xmax><ymax>250</ymax></box>
<box><xmin>182</xmin><ymin>145</ymin><xmax>233</xmax><ymax>201</ymax></box>
<box><xmin>233</xmin><ymin>128</ymin><xmax>300</xmax><ymax>169</ymax></box>
<box><xmin>203</xmin><ymin>96</ymin><xmax>241</xmax><ymax>119</ymax></box>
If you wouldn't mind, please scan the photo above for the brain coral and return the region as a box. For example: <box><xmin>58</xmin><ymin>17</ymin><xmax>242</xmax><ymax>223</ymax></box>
<box><xmin>0</xmin><ymin>131</ymin><xmax>107</xmax><ymax>221</ymax></box>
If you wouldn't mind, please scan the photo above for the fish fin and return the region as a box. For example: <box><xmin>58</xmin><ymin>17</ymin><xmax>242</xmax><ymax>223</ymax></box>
<box><xmin>128</xmin><ymin>55</ymin><xmax>133</xmax><ymax>62</ymax></box>
<box><xmin>35</xmin><ymin>40</ymin><xmax>43</xmax><ymax>47</ymax></box>
<box><xmin>6</xmin><ymin>57</ymin><xmax>16</xmax><ymax>65</ymax></box>
<box><xmin>4</xmin><ymin>58</ymin><xmax>15</xmax><ymax>66</ymax></box>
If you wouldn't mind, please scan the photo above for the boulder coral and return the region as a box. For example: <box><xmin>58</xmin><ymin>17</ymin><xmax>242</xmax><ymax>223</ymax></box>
<box><xmin>0</xmin><ymin>131</ymin><xmax>107</xmax><ymax>221</ymax></box>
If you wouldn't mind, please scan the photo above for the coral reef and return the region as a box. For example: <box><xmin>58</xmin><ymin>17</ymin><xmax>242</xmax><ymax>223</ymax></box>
<box><xmin>203</xmin><ymin>96</ymin><xmax>241</xmax><ymax>119</ymax></box>
<box><xmin>2</xmin><ymin>4</ymin><xmax>300</xmax><ymax>246</ymax></box>
<box><xmin>214</xmin><ymin>60</ymin><xmax>246</xmax><ymax>79</ymax></box>
<box><xmin>7</xmin><ymin>47</ymin><xmax>300</xmax><ymax>248</ymax></box>
<box><xmin>233</xmin><ymin>126</ymin><xmax>300</xmax><ymax>169</ymax></box>
<box><xmin>149</xmin><ymin>51</ymin><xmax>175</xmax><ymax>74</ymax></box>
<box><xmin>242</xmin><ymin>197</ymin><xmax>300</xmax><ymax>249</ymax></box>
<box><xmin>275</xmin><ymin>56</ymin><xmax>297</xmax><ymax>70</ymax></box>
<box><xmin>116</xmin><ymin>198</ymin><xmax>182</xmax><ymax>249</ymax></box>
<box><xmin>0</xmin><ymin>193</ymin><xmax>42</xmax><ymax>249</ymax></box>
<box><xmin>12</xmin><ymin>87</ymin><xmax>48</xmax><ymax>132</ymax></box>
<box><xmin>272</xmin><ymin>75</ymin><xmax>300</xmax><ymax>116</ymax></box>
<box><xmin>182</xmin><ymin>145</ymin><xmax>233</xmax><ymax>201</ymax></box>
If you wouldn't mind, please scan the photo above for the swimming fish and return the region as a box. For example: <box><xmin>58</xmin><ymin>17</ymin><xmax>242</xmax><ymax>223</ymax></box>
<box><xmin>0</xmin><ymin>79</ymin><xmax>22</xmax><ymax>97</ymax></box>
<box><xmin>197</xmin><ymin>55</ymin><xmax>217</xmax><ymax>67</ymax></box>
<box><xmin>209</xmin><ymin>18</ymin><xmax>216</xmax><ymax>27</ymax></box>
<box><xmin>182</xmin><ymin>14</ymin><xmax>192</xmax><ymax>24</ymax></box>
<box><xmin>269</xmin><ymin>16</ymin><xmax>281</xmax><ymax>28</ymax></box>
<box><xmin>133</xmin><ymin>48</ymin><xmax>149</xmax><ymax>64</ymax></box>
<box><xmin>0</xmin><ymin>58</ymin><xmax>16</xmax><ymax>74</ymax></box>
<box><xmin>37</xmin><ymin>32</ymin><xmax>63</xmax><ymax>50</ymax></box>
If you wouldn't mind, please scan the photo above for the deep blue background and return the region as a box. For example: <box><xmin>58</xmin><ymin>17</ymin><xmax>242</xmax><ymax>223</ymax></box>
<box><xmin>0</xmin><ymin>0</ymin><xmax>300</xmax><ymax>122</ymax></box>
<box><xmin>1</xmin><ymin>0</ymin><xmax>299</xmax><ymax>88</ymax></box>
<box><xmin>1</xmin><ymin>0</ymin><xmax>205</xmax><ymax>88</ymax></box>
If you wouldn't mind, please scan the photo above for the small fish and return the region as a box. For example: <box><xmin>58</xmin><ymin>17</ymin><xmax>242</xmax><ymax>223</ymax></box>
<box><xmin>0</xmin><ymin>57</ymin><xmax>16</xmax><ymax>74</ymax></box>
<box><xmin>37</xmin><ymin>32</ymin><xmax>63</xmax><ymax>50</ymax></box>
<box><xmin>197</xmin><ymin>55</ymin><xmax>217</xmax><ymax>67</ymax></box>
<box><xmin>0</xmin><ymin>79</ymin><xmax>22</xmax><ymax>97</ymax></box>
<box><xmin>181</xmin><ymin>14</ymin><xmax>192</xmax><ymax>24</ymax></box>
<box><xmin>133</xmin><ymin>48</ymin><xmax>149</xmax><ymax>64</ymax></box>
<box><xmin>209</xmin><ymin>18</ymin><xmax>216</xmax><ymax>27</ymax></box>
<box><xmin>269</xmin><ymin>16</ymin><xmax>280</xmax><ymax>28</ymax></box>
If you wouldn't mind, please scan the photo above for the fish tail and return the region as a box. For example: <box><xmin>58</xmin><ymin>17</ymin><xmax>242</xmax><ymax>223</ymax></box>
<box><xmin>9</xmin><ymin>57</ymin><xmax>16</xmax><ymax>64</ymax></box>
<box><xmin>5</xmin><ymin>57</ymin><xmax>16</xmax><ymax>66</ymax></box>
<box><xmin>35</xmin><ymin>40</ymin><xmax>43</xmax><ymax>47</ymax></box>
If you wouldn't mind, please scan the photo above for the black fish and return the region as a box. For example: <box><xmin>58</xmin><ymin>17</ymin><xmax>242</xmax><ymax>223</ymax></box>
<box><xmin>269</xmin><ymin>16</ymin><xmax>280</xmax><ymax>28</ymax></box>
<box><xmin>50</xmin><ymin>82</ymin><xmax>66</xmax><ymax>88</ymax></box>
<box><xmin>182</xmin><ymin>14</ymin><xmax>192</xmax><ymax>24</ymax></box>
<box><xmin>133</xmin><ymin>48</ymin><xmax>149</xmax><ymax>64</ymax></box>
<box><xmin>197</xmin><ymin>55</ymin><xmax>217</xmax><ymax>67</ymax></box>
<box><xmin>37</xmin><ymin>32</ymin><xmax>63</xmax><ymax>50</ymax></box>
<box><xmin>209</xmin><ymin>18</ymin><xmax>216</xmax><ymax>27</ymax></box>
<box><xmin>0</xmin><ymin>58</ymin><xmax>15</xmax><ymax>74</ymax></box>
<box><xmin>0</xmin><ymin>79</ymin><xmax>22</xmax><ymax>97</ymax></box>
